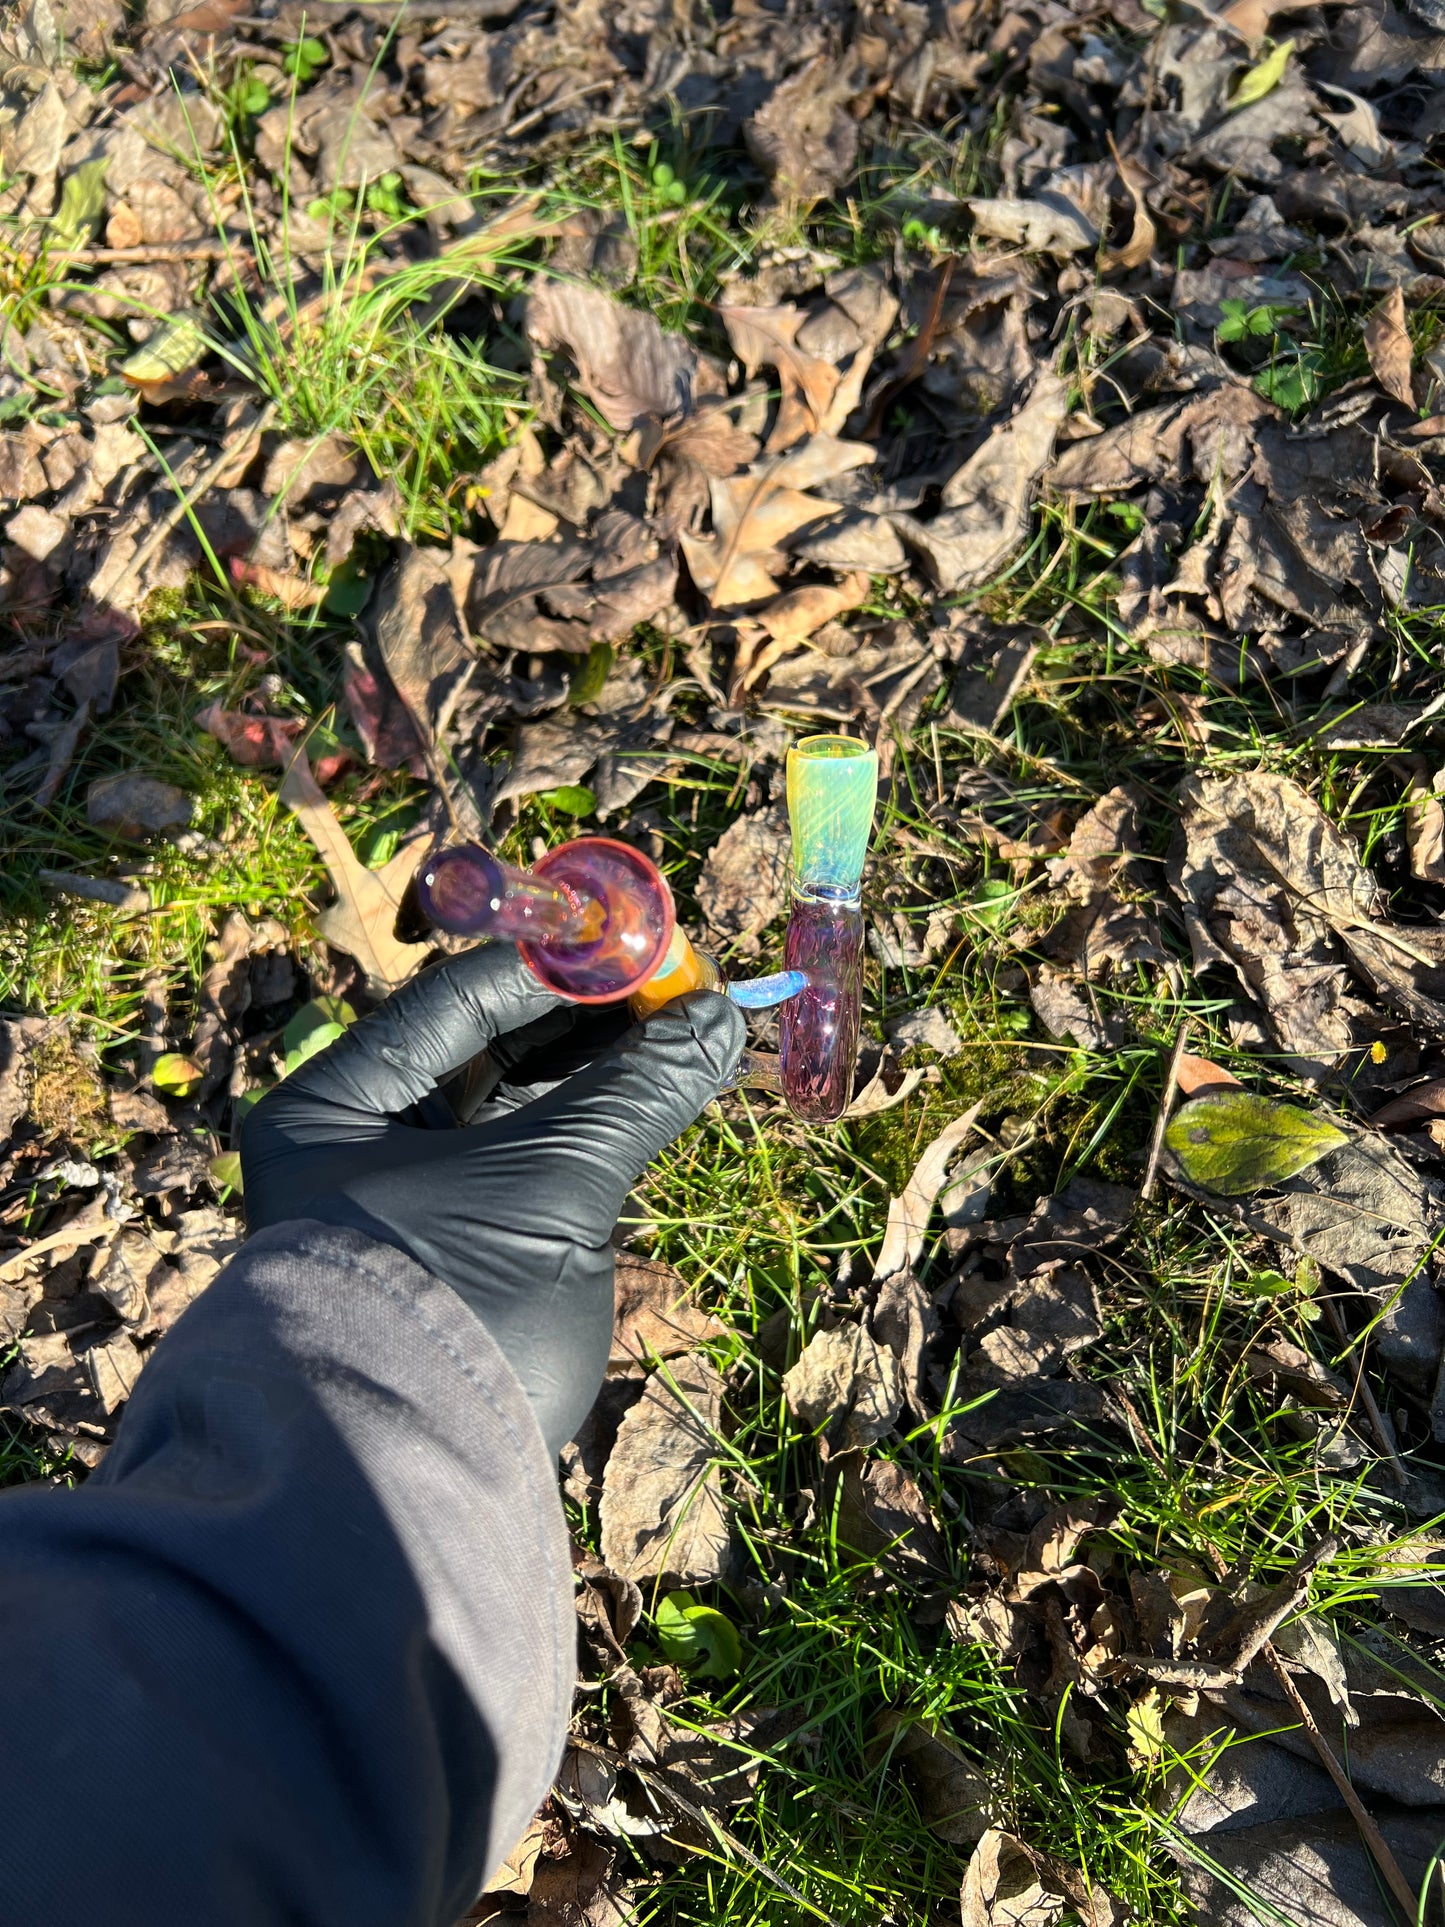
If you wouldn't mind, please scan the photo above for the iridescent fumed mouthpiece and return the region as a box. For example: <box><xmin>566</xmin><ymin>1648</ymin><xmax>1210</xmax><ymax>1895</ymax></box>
<box><xmin>786</xmin><ymin>734</ymin><xmax>879</xmax><ymax>897</ymax></box>
<box><xmin>780</xmin><ymin>734</ymin><xmax>878</xmax><ymax>1123</ymax></box>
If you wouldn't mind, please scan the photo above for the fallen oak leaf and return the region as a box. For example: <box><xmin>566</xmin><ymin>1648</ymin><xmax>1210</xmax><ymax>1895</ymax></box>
<box><xmin>734</xmin><ymin>570</ymin><xmax>871</xmax><ymax>693</ymax></box>
<box><xmin>1165</xmin><ymin>1091</ymin><xmax>1348</xmax><ymax>1196</ymax></box>
<box><xmin>720</xmin><ymin>303</ymin><xmax>841</xmax><ymax>452</ymax></box>
<box><xmin>680</xmin><ymin>436</ymin><xmax>876</xmax><ymax>613</ymax></box>
<box><xmin>279</xmin><ymin>751</ymin><xmax>431</xmax><ymax>994</ymax></box>
<box><xmin>1363</xmin><ymin>285</ymin><xmax>1414</xmax><ymax>408</ymax></box>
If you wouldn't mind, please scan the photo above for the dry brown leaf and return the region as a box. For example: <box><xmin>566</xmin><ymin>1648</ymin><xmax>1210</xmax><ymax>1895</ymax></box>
<box><xmin>1405</xmin><ymin>768</ymin><xmax>1445</xmax><ymax>884</ymax></box>
<box><xmin>611</xmin><ymin>1255</ymin><xmax>727</xmax><ymax>1367</ymax></box>
<box><xmin>279</xmin><ymin>752</ymin><xmax>430</xmax><ymax>995</ymax></box>
<box><xmin>1370</xmin><ymin>1079</ymin><xmax>1445</xmax><ymax>1131</ymax></box>
<box><xmin>527</xmin><ymin>281</ymin><xmax>696</xmax><ymax>432</ymax></box>
<box><xmin>840</xmin><ymin>1456</ymin><xmax>949</xmax><ymax>1579</ymax></box>
<box><xmin>844</xmin><ymin>1062</ymin><xmax>927</xmax><ymax>1119</ymax></box>
<box><xmin>368</xmin><ymin>547</ymin><xmax>475</xmax><ymax>767</ymax></box>
<box><xmin>744</xmin><ymin>56</ymin><xmax>859</xmax><ymax>207</ymax></box>
<box><xmin>1170</xmin><ymin>770</ymin><xmax>1445</xmax><ymax>1057</ymax></box>
<box><xmin>1100</xmin><ymin>147</ymin><xmax>1157</xmax><ymax>274</ymax></box>
<box><xmin>1364</xmin><ymin>285</ymin><xmax>1414</xmax><ymax>407</ymax></box>
<box><xmin>721</xmin><ymin>304</ymin><xmax>841</xmax><ymax>452</ymax></box>
<box><xmin>734</xmin><ymin>570</ymin><xmax>871</xmax><ymax>692</ymax></box>
<box><xmin>1220</xmin><ymin>0</ymin><xmax>1335</xmax><ymax>42</ymax></box>
<box><xmin>891</xmin><ymin>374</ymin><xmax>1069</xmax><ymax>593</ymax></box>
<box><xmin>782</xmin><ymin>1323</ymin><xmax>903</xmax><ymax>1454</ymax></box>
<box><xmin>524</xmin><ymin>1829</ymin><xmax>629</xmax><ymax>1927</ymax></box>
<box><xmin>484</xmin><ymin>1814</ymin><xmax>547</xmax><ymax>1897</ymax></box>
<box><xmin>757</xmin><ymin>570</ymin><xmax>871</xmax><ymax>648</ymax></box>
<box><xmin>961</xmin><ymin>1828</ymin><xmax>1121</xmax><ymax>1927</ymax></box>
<box><xmin>230</xmin><ymin>559</ymin><xmax>327</xmax><ymax>611</ymax></box>
<box><xmin>646</xmin><ymin>403</ymin><xmax>761</xmax><ymax>483</ymax></box>
<box><xmin>965</xmin><ymin>198</ymin><xmax>1096</xmax><ymax>255</ymax></box>
<box><xmin>679</xmin><ymin>436</ymin><xmax>875</xmax><ymax>611</ymax></box>
<box><xmin>695</xmin><ymin>805</ymin><xmax>790</xmax><ymax>953</ymax></box>
<box><xmin>189</xmin><ymin>910</ymin><xmax>263</xmax><ymax>1102</ymax></box>
<box><xmin>598</xmin><ymin>1353</ymin><xmax>730</xmax><ymax>1584</ymax></box>
<box><xmin>875</xmin><ymin>1102</ymin><xmax>986</xmax><ymax>1282</ymax></box>
<box><xmin>1175</xmin><ymin>1053</ymin><xmax>1242</xmax><ymax>1096</ymax></box>
<box><xmin>875</xmin><ymin>1713</ymin><xmax>990</xmax><ymax>1844</ymax></box>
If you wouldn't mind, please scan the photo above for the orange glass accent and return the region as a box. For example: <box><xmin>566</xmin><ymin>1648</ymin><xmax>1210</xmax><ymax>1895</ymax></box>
<box><xmin>628</xmin><ymin>926</ymin><xmax>721</xmax><ymax>1019</ymax></box>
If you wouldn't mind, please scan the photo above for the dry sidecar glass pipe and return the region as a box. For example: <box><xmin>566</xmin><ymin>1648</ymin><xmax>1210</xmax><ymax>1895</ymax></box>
<box><xmin>416</xmin><ymin>838</ymin><xmax>804</xmax><ymax>1019</ymax></box>
<box><xmin>778</xmin><ymin>734</ymin><xmax>879</xmax><ymax>1123</ymax></box>
<box><xmin>416</xmin><ymin>734</ymin><xmax>876</xmax><ymax>1125</ymax></box>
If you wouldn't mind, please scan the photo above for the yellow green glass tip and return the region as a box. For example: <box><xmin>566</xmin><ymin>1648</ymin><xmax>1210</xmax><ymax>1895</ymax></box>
<box><xmin>786</xmin><ymin>735</ymin><xmax>878</xmax><ymax>897</ymax></box>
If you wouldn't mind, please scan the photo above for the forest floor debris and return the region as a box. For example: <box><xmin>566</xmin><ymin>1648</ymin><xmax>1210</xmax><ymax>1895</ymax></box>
<box><xmin>6</xmin><ymin>0</ymin><xmax>1445</xmax><ymax>1918</ymax></box>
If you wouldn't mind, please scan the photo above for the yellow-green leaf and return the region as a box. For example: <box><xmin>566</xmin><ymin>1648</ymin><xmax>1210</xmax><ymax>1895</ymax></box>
<box><xmin>153</xmin><ymin>1052</ymin><xmax>204</xmax><ymax>1099</ymax></box>
<box><xmin>654</xmin><ymin>1590</ymin><xmax>742</xmax><ymax>1679</ymax></box>
<box><xmin>1166</xmin><ymin>1091</ymin><xmax>1347</xmax><ymax>1196</ymax></box>
<box><xmin>1229</xmin><ymin>38</ymin><xmax>1294</xmax><ymax>109</ymax></box>
<box><xmin>118</xmin><ymin>313</ymin><xmax>211</xmax><ymax>386</ymax></box>
<box><xmin>281</xmin><ymin>996</ymin><xmax>356</xmax><ymax>1075</ymax></box>
<box><xmin>49</xmin><ymin>158</ymin><xmax>109</xmax><ymax>250</ymax></box>
<box><xmin>209</xmin><ymin>1151</ymin><xmax>243</xmax><ymax>1193</ymax></box>
<box><xmin>1126</xmin><ymin>1688</ymin><xmax>1167</xmax><ymax>1769</ymax></box>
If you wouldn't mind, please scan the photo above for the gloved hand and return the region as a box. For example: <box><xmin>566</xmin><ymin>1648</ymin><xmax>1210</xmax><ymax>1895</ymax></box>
<box><xmin>241</xmin><ymin>946</ymin><xmax>745</xmax><ymax>1455</ymax></box>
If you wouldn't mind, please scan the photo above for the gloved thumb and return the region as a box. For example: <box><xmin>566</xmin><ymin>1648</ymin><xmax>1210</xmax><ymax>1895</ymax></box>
<box><xmin>462</xmin><ymin>991</ymin><xmax>745</xmax><ymax>1245</ymax></box>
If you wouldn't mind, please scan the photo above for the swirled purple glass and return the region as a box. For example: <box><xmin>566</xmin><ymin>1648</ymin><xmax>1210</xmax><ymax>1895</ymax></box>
<box><xmin>779</xmin><ymin>890</ymin><xmax>865</xmax><ymax>1123</ymax></box>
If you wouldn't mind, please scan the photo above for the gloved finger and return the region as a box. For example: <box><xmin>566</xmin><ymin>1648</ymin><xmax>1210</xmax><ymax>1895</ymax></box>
<box><xmin>269</xmin><ymin>944</ymin><xmax>563</xmax><ymax>1121</ymax></box>
<box><xmin>459</xmin><ymin>991</ymin><xmax>745</xmax><ymax>1244</ymax></box>
<box><xmin>475</xmin><ymin>1004</ymin><xmax>634</xmax><ymax>1119</ymax></box>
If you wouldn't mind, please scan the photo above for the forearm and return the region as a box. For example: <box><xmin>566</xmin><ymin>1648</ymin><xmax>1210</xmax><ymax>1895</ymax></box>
<box><xmin>0</xmin><ymin>1224</ymin><xmax>572</xmax><ymax>1927</ymax></box>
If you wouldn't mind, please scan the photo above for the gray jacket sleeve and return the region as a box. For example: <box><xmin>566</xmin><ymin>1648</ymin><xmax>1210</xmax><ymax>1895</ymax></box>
<box><xmin>0</xmin><ymin>1222</ymin><xmax>575</xmax><ymax>1927</ymax></box>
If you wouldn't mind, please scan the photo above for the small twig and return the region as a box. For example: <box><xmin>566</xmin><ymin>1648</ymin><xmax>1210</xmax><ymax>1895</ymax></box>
<box><xmin>257</xmin><ymin>0</ymin><xmax>524</xmax><ymax>14</ymax></box>
<box><xmin>1320</xmin><ymin>1292</ymin><xmax>1410</xmax><ymax>1489</ymax></box>
<box><xmin>0</xmin><ymin>1219</ymin><xmax>123</xmax><ymax>1279</ymax></box>
<box><xmin>1114</xmin><ymin>1388</ymin><xmax>1171</xmax><ymax>1479</ymax></box>
<box><xmin>498</xmin><ymin>78</ymin><xmax>617</xmax><ymax>143</ymax></box>
<box><xmin>1141</xmin><ymin>1018</ymin><xmax>1191</xmax><ymax>1202</ymax></box>
<box><xmin>15</xmin><ymin>239</ymin><xmax>250</xmax><ymax>265</ymax></box>
<box><xmin>1262</xmin><ymin>1642</ymin><xmax>1420</xmax><ymax>1923</ymax></box>
<box><xmin>863</xmin><ymin>257</ymin><xmax>955</xmax><ymax>439</ymax></box>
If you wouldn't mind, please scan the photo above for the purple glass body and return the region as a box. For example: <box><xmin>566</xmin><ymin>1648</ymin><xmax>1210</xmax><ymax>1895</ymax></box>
<box><xmin>414</xmin><ymin>839</ymin><xmax>673</xmax><ymax>1001</ymax></box>
<box><xmin>778</xmin><ymin>891</ymin><xmax>865</xmax><ymax>1123</ymax></box>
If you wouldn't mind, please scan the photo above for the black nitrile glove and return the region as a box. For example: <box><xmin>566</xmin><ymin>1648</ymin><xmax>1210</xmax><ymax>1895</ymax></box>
<box><xmin>241</xmin><ymin>946</ymin><xmax>744</xmax><ymax>1455</ymax></box>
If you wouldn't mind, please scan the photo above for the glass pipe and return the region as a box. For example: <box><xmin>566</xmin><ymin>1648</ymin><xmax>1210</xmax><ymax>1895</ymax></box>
<box><xmin>778</xmin><ymin>735</ymin><xmax>879</xmax><ymax>1122</ymax></box>
<box><xmin>418</xmin><ymin>837</ymin><xmax>675</xmax><ymax>1002</ymax></box>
